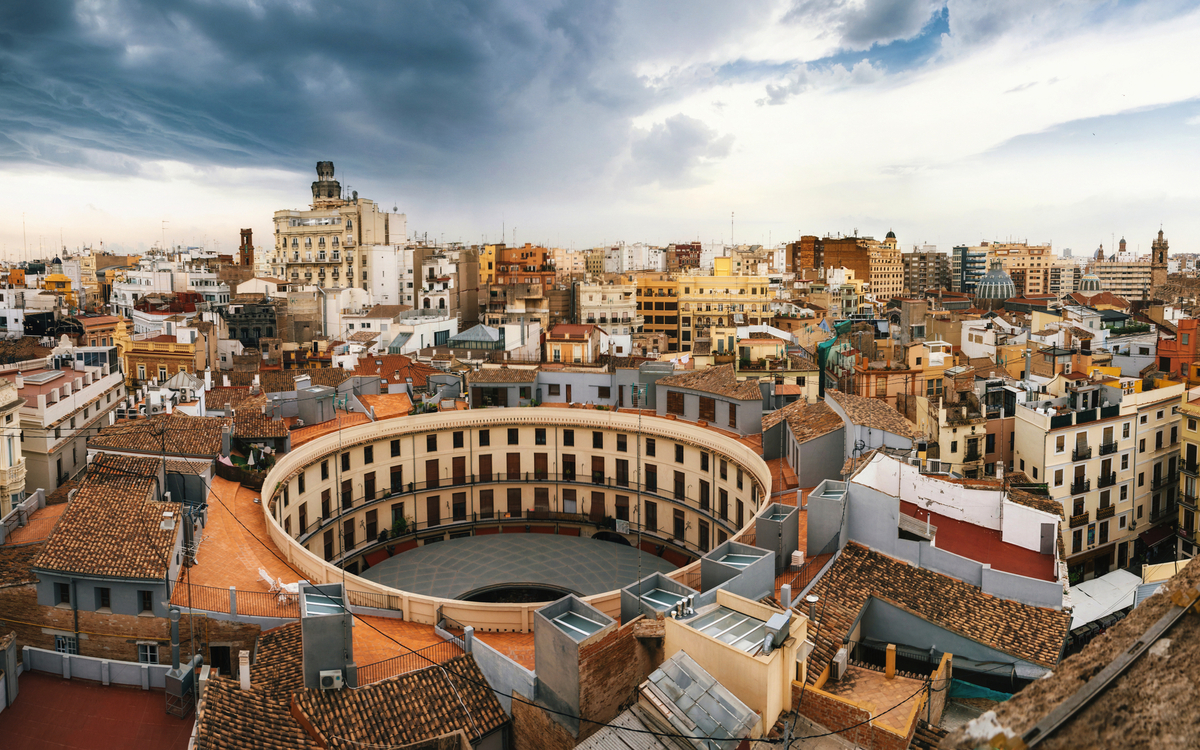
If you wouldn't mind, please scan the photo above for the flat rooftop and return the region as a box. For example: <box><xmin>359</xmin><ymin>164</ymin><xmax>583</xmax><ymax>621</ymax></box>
<box><xmin>820</xmin><ymin>665</ymin><xmax>925</xmax><ymax>736</ymax></box>
<box><xmin>900</xmin><ymin>500</ymin><xmax>1057</xmax><ymax>582</ymax></box>
<box><xmin>0</xmin><ymin>671</ymin><xmax>192</xmax><ymax>750</ymax></box>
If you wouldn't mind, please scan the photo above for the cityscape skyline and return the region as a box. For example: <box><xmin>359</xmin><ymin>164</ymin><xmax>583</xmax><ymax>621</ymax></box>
<box><xmin>3</xmin><ymin>1</ymin><xmax>1200</xmax><ymax>256</ymax></box>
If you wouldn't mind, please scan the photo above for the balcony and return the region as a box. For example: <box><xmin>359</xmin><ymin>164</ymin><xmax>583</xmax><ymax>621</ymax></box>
<box><xmin>963</xmin><ymin>448</ymin><xmax>982</xmax><ymax>463</ymax></box>
<box><xmin>1099</xmin><ymin>441</ymin><xmax>1118</xmax><ymax>456</ymax></box>
<box><xmin>1070</xmin><ymin>478</ymin><xmax>1091</xmax><ymax>495</ymax></box>
<box><xmin>1183</xmin><ymin>460</ymin><xmax>1199</xmax><ymax>476</ymax></box>
<box><xmin>1072</xmin><ymin>445</ymin><xmax>1092</xmax><ymax>461</ymax></box>
<box><xmin>1152</xmin><ymin>473</ymin><xmax>1179</xmax><ymax>491</ymax></box>
<box><xmin>1096</xmin><ymin>504</ymin><xmax>1115</xmax><ymax>520</ymax></box>
<box><xmin>1181</xmin><ymin>494</ymin><xmax>1198</xmax><ymax>510</ymax></box>
<box><xmin>1070</xmin><ymin>511</ymin><xmax>1090</xmax><ymax>528</ymax></box>
<box><xmin>0</xmin><ymin>458</ymin><xmax>26</xmax><ymax>490</ymax></box>
<box><xmin>1149</xmin><ymin>502</ymin><xmax>1178</xmax><ymax>525</ymax></box>
<box><xmin>1097</xmin><ymin>472</ymin><xmax>1117</xmax><ymax>488</ymax></box>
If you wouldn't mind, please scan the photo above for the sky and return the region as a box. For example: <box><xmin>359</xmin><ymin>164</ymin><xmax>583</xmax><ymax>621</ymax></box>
<box><xmin>3</xmin><ymin>0</ymin><xmax>1200</xmax><ymax>259</ymax></box>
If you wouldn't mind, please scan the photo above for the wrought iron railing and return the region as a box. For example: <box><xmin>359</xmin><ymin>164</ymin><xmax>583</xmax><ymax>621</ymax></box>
<box><xmin>357</xmin><ymin>640</ymin><xmax>463</xmax><ymax>685</ymax></box>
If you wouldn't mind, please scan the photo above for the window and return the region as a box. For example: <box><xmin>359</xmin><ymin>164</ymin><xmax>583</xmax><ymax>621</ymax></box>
<box><xmin>593</xmin><ymin>431</ymin><xmax>604</xmax><ymax>449</ymax></box>
<box><xmin>666</xmin><ymin>391</ymin><xmax>685</xmax><ymax>415</ymax></box>
<box><xmin>617</xmin><ymin>434</ymin><xmax>627</xmax><ymax>452</ymax></box>
<box><xmin>675</xmin><ymin>444</ymin><xmax>684</xmax><ymax>463</ymax></box>
<box><xmin>1140</xmin><ymin>414</ymin><xmax>1148</xmax><ymax>425</ymax></box>
<box><xmin>1054</xmin><ymin>469</ymin><xmax>1063</xmax><ymax>487</ymax></box>
<box><xmin>321</xmin><ymin>460</ymin><xmax>329</xmax><ymax>480</ymax></box>
<box><xmin>453</xmin><ymin>431</ymin><xmax>464</xmax><ymax>449</ymax></box>
<box><xmin>645</xmin><ymin>501</ymin><xmax>658</xmax><ymax>531</ymax></box>
<box><xmin>597</xmin><ymin>386</ymin><xmax>611</xmax><ymax>399</ymax></box>
<box><xmin>96</xmin><ymin>587</ymin><xmax>111</xmax><ymax>611</ymax></box>
<box><xmin>719</xmin><ymin>489</ymin><xmax>729</xmax><ymax>519</ymax></box>
<box><xmin>324</xmin><ymin>529</ymin><xmax>334</xmax><ymax>561</ymax></box>
<box><xmin>1122</xmin><ymin>453</ymin><xmax>1130</xmax><ymax>470</ymax></box>
<box><xmin>55</xmin><ymin>582</ymin><xmax>70</xmax><ymax>606</ymax></box>
<box><xmin>1121</xmin><ymin>484</ymin><xmax>1129</xmax><ymax>502</ymax></box>
<box><xmin>1157</xmin><ymin>409</ymin><xmax>1165</xmax><ymax>420</ymax></box>
<box><xmin>1055</xmin><ymin>435</ymin><xmax>1065</xmax><ymax>453</ymax></box>
<box><xmin>720</xmin><ymin>459</ymin><xmax>728</xmax><ymax>480</ymax></box>
<box><xmin>1140</xmin><ymin>438</ymin><xmax>1146</xmax><ymax>453</ymax></box>
<box><xmin>1032</xmin><ymin>467</ymin><xmax>1038</xmax><ymax>479</ymax></box>
<box><xmin>1191</xmin><ymin>419</ymin><xmax>1198</xmax><ymax>432</ymax></box>
<box><xmin>341</xmin><ymin>452</ymin><xmax>350</xmax><ymax>472</ymax></box>
<box><xmin>699</xmin><ymin>397</ymin><xmax>716</xmax><ymax>422</ymax></box>
<box><xmin>1072</xmin><ymin>529</ymin><xmax>1082</xmax><ymax>554</ymax></box>
<box><xmin>139</xmin><ymin>590</ymin><xmax>154</xmax><ymax>614</ymax></box>
<box><xmin>986</xmin><ymin>433</ymin><xmax>996</xmax><ymax>453</ymax></box>
<box><xmin>737</xmin><ymin>468</ymin><xmax>744</xmax><ymax>490</ymax></box>
<box><xmin>646</xmin><ymin>464</ymin><xmax>657</xmax><ymax>493</ymax></box>
<box><xmin>480</xmin><ymin>430</ymin><xmax>491</xmax><ymax>447</ymax></box>
<box><xmin>562</xmin><ymin>429</ymin><xmax>573</xmax><ymax>447</ymax></box>
<box><xmin>55</xmin><ymin>635</ymin><xmax>78</xmax><ymax>655</ymax></box>
<box><xmin>321</xmin><ymin>489</ymin><xmax>331</xmax><ymax>518</ymax></box>
<box><xmin>1139</xmin><ymin>472</ymin><xmax>1145</xmax><ymax>487</ymax></box>
<box><xmin>519</xmin><ymin>386</ymin><xmax>531</xmax><ymax>400</ymax></box>
<box><xmin>700</xmin><ymin>452</ymin><xmax>709</xmax><ymax>472</ymax></box>
<box><xmin>298</xmin><ymin>471</ymin><xmax>306</xmax><ymax>494</ymax></box>
<box><xmin>548</xmin><ymin>384</ymin><xmax>561</xmax><ymax>396</ymax></box>
<box><xmin>951</xmin><ymin>440</ymin><xmax>958</xmax><ymax>454</ymax></box>
<box><xmin>427</xmin><ymin>434</ymin><xmax>437</xmax><ymax>452</ymax></box>
<box><xmin>139</xmin><ymin>644</ymin><xmax>159</xmax><ymax>665</ymax></box>
<box><xmin>700</xmin><ymin>480</ymin><xmax>710</xmax><ymax>510</ymax></box>
<box><xmin>535</xmin><ymin>428</ymin><xmax>546</xmax><ymax>445</ymax></box>
<box><xmin>391</xmin><ymin>439</ymin><xmax>401</xmax><ymax>457</ymax></box>
<box><xmin>646</xmin><ymin>438</ymin><xmax>656</xmax><ymax>457</ymax></box>
<box><xmin>728</xmin><ymin>404</ymin><xmax>737</xmax><ymax>428</ymax></box>
<box><xmin>504</xmin><ymin>428</ymin><xmax>517</xmax><ymax>446</ymax></box>
<box><xmin>1123</xmin><ymin>422</ymin><xmax>1131</xmax><ymax>438</ymax></box>
<box><xmin>363</xmin><ymin>445</ymin><xmax>373</xmax><ymax>464</ymax></box>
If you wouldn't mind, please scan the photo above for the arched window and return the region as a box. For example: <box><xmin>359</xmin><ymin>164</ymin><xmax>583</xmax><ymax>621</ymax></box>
<box><xmin>438</xmin><ymin>298</ymin><xmax>446</xmax><ymax>309</ymax></box>
<box><xmin>332</xmin><ymin>237</ymin><xmax>339</xmax><ymax>247</ymax></box>
<box><xmin>304</xmin><ymin>238</ymin><xmax>312</xmax><ymax>248</ymax></box>
<box><xmin>318</xmin><ymin>237</ymin><xmax>326</xmax><ymax>248</ymax></box>
<box><xmin>291</xmin><ymin>238</ymin><xmax>298</xmax><ymax>247</ymax></box>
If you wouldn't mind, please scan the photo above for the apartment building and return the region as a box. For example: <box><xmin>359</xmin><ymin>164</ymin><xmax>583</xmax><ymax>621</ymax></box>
<box><xmin>550</xmin><ymin>247</ymin><xmax>588</xmax><ymax>280</ymax></box>
<box><xmin>1014</xmin><ymin>371</ymin><xmax>1183</xmax><ymax>581</ymax></box>
<box><xmin>785</xmin><ymin>232</ymin><xmax>903</xmax><ymax>299</ymax></box>
<box><xmin>901</xmin><ymin>248</ymin><xmax>951</xmax><ymax>294</ymax></box>
<box><xmin>0</xmin><ymin>376</ymin><xmax>25</xmax><ymax>517</ymax></box>
<box><xmin>631</xmin><ymin>271</ymin><xmax>679</xmax><ymax>352</ymax></box>
<box><xmin>16</xmin><ymin>347</ymin><xmax>126</xmax><ymax>493</ymax></box>
<box><xmin>808</xmin><ymin>268</ymin><xmax>868</xmax><ymax>319</ymax></box>
<box><xmin>275</xmin><ymin>161</ymin><xmax>407</xmax><ymax>293</ymax></box>
<box><xmin>951</xmin><ymin>245</ymin><xmax>989</xmax><ymax>294</ymax></box>
<box><xmin>988</xmin><ymin>242</ymin><xmax>1055</xmax><ymax>295</ymax></box>
<box><xmin>483</xmin><ymin>243</ymin><xmax>555</xmax><ymax>330</ymax></box>
<box><xmin>575</xmin><ymin>281</ymin><xmax>640</xmax><ymax>335</ymax></box>
<box><xmin>677</xmin><ymin>259</ymin><xmax>770</xmax><ymax>353</ymax></box>
<box><xmin>418</xmin><ymin>245</ymin><xmax>479</xmax><ymax>325</ymax></box>
<box><xmin>1178</xmin><ymin>389</ymin><xmax>1200</xmax><ymax>560</ymax></box>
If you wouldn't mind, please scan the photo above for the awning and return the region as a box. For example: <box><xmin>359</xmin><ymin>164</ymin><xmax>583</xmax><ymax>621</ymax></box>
<box><xmin>1139</xmin><ymin>523</ymin><xmax>1176</xmax><ymax>548</ymax></box>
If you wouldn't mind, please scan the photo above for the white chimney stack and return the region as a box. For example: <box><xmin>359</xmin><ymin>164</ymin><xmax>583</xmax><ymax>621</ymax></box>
<box><xmin>239</xmin><ymin>650</ymin><xmax>251</xmax><ymax>691</ymax></box>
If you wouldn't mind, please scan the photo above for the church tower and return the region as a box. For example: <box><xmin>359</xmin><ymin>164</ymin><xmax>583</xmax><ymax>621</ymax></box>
<box><xmin>1151</xmin><ymin>229</ymin><xmax>1168</xmax><ymax>291</ymax></box>
<box><xmin>310</xmin><ymin>161</ymin><xmax>344</xmax><ymax>209</ymax></box>
<box><xmin>238</xmin><ymin>228</ymin><xmax>253</xmax><ymax>267</ymax></box>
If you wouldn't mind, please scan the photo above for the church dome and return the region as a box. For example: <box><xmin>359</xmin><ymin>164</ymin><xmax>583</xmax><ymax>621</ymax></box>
<box><xmin>886</xmin><ymin>230</ymin><xmax>896</xmax><ymax>239</ymax></box>
<box><xmin>975</xmin><ymin>260</ymin><xmax>1016</xmax><ymax>304</ymax></box>
<box><xmin>1079</xmin><ymin>273</ymin><xmax>1103</xmax><ymax>293</ymax></box>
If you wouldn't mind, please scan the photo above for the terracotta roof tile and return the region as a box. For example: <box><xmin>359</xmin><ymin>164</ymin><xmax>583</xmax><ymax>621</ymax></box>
<box><xmin>825</xmin><ymin>390</ymin><xmax>919</xmax><ymax>440</ymax></box>
<box><xmin>0</xmin><ymin>543</ymin><xmax>42</xmax><ymax>586</ymax></box>
<box><xmin>656</xmin><ymin>363</ymin><xmax>762</xmax><ymax>400</ymax></box>
<box><xmin>350</xmin><ymin>355</ymin><xmax>441</xmax><ymax>388</ymax></box>
<box><xmin>33</xmin><ymin>461</ymin><xmax>178</xmax><ymax>580</ymax></box>
<box><xmin>234</xmin><ymin>407</ymin><xmax>290</xmax><ymax>439</ymax></box>
<box><xmin>195</xmin><ymin>679</ymin><xmax>320</xmax><ymax>750</ymax></box>
<box><xmin>227</xmin><ymin>368</ymin><xmax>350</xmax><ymax>393</ymax></box>
<box><xmin>89</xmin><ymin>413</ymin><xmax>229</xmax><ymax>458</ymax></box>
<box><xmin>806</xmin><ymin>542</ymin><xmax>1069</xmax><ymax>676</ymax></box>
<box><xmin>762</xmin><ymin>400</ymin><xmax>843</xmax><ymax>443</ymax></box>
<box><xmin>292</xmin><ymin>655</ymin><xmax>508</xmax><ymax>748</ymax></box>
<box><xmin>252</xmin><ymin>622</ymin><xmax>305</xmax><ymax>694</ymax></box>
<box><xmin>363</xmin><ymin>304</ymin><xmax>413</xmax><ymax>319</ymax></box>
<box><xmin>466</xmin><ymin>367</ymin><xmax>538</xmax><ymax>384</ymax></box>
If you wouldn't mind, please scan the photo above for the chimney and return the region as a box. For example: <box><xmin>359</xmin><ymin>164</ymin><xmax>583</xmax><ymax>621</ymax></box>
<box><xmin>204</xmin><ymin>368</ymin><xmax>212</xmax><ymax>391</ymax></box>
<box><xmin>223</xmin><ymin>373</ymin><xmax>230</xmax><ymax>387</ymax></box>
<box><xmin>239</xmin><ymin>650</ymin><xmax>251</xmax><ymax>691</ymax></box>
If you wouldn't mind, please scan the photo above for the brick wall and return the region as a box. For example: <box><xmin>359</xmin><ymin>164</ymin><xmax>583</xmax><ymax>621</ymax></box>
<box><xmin>794</xmin><ymin>683</ymin><xmax>910</xmax><ymax>750</ymax></box>
<box><xmin>510</xmin><ymin>689</ymin><xmax>577</xmax><ymax>750</ymax></box>
<box><xmin>577</xmin><ymin>619</ymin><xmax>661</xmax><ymax>743</ymax></box>
<box><xmin>0</xmin><ymin>584</ymin><xmax>259</xmax><ymax>666</ymax></box>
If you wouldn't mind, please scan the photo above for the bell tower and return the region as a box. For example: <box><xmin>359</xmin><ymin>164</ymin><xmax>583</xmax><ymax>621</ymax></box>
<box><xmin>310</xmin><ymin>161</ymin><xmax>344</xmax><ymax>209</ymax></box>
<box><xmin>239</xmin><ymin>228</ymin><xmax>253</xmax><ymax>267</ymax></box>
<box><xmin>1151</xmin><ymin>228</ymin><xmax>1168</xmax><ymax>291</ymax></box>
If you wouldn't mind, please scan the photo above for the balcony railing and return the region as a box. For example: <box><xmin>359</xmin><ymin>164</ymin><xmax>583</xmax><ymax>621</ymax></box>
<box><xmin>1099</xmin><ymin>441</ymin><xmax>1118</xmax><ymax>456</ymax></box>
<box><xmin>1070</xmin><ymin>478</ymin><xmax>1091</xmax><ymax>495</ymax></box>
<box><xmin>963</xmin><ymin>449</ymin><xmax>982</xmax><ymax>463</ymax></box>
<box><xmin>1096</xmin><ymin>504</ymin><xmax>1115</xmax><ymax>520</ymax></box>
<box><xmin>1183</xmin><ymin>460</ymin><xmax>1199</xmax><ymax>476</ymax></box>
<box><xmin>1152</xmin><ymin>473</ymin><xmax>1179</xmax><ymax>491</ymax></box>
<box><xmin>1097</xmin><ymin>472</ymin><xmax>1117</xmax><ymax>488</ymax></box>
<box><xmin>1181</xmin><ymin>494</ymin><xmax>1198</xmax><ymax>510</ymax></box>
<box><xmin>1149</xmin><ymin>502</ymin><xmax>1178</xmax><ymax>525</ymax></box>
<box><xmin>1070</xmin><ymin>511</ymin><xmax>1090</xmax><ymax>528</ymax></box>
<box><xmin>1072</xmin><ymin>445</ymin><xmax>1092</xmax><ymax>461</ymax></box>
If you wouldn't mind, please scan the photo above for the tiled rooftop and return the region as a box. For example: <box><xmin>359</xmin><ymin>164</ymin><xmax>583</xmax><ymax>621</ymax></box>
<box><xmin>466</xmin><ymin>367</ymin><xmax>538</xmax><ymax>383</ymax></box>
<box><xmin>825</xmin><ymin>390</ymin><xmax>919</xmax><ymax>439</ymax></box>
<box><xmin>89</xmin><ymin>413</ymin><xmax>229</xmax><ymax>457</ymax></box>
<box><xmin>233</xmin><ymin>406</ymin><xmax>290</xmax><ymax>439</ymax></box>
<box><xmin>349</xmin><ymin>354</ymin><xmax>441</xmax><ymax>387</ymax></box>
<box><xmin>227</xmin><ymin>368</ymin><xmax>350</xmax><ymax>393</ymax></box>
<box><xmin>34</xmin><ymin>468</ymin><xmax>176</xmax><ymax>580</ymax></box>
<box><xmin>762</xmin><ymin>399</ymin><xmax>842</xmax><ymax>442</ymax></box>
<box><xmin>656</xmin><ymin>363</ymin><xmax>763</xmax><ymax>400</ymax></box>
<box><xmin>806</xmin><ymin>542</ymin><xmax>1070</xmax><ymax>678</ymax></box>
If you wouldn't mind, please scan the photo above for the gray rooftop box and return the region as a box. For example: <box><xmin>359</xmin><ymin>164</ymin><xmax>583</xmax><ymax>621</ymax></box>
<box><xmin>755</xmin><ymin>503</ymin><xmax>800</xmax><ymax>574</ymax></box>
<box><xmin>700</xmin><ymin>541</ymin><xmax>775</xmax><ymax>601</ymax></box>
<box><xmin>620</xmin><ymin>571</ymin><xmax>698</xmax><ymax>624</ymax></box>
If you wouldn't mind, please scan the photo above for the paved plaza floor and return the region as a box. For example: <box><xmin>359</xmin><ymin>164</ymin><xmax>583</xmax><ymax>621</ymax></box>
<box><xmin>360</xmin><ymin>533</ymin><xmax>678</xmax><ymax>599</ymax></box>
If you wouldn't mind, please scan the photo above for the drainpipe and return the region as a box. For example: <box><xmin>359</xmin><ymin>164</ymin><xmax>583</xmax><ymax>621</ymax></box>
<box><xmin>71</xmin><ymin>578</ymin><xmax>79</xmax><ymax>651</ymax></box>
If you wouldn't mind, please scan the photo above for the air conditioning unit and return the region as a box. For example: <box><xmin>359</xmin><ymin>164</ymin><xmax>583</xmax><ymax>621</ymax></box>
<box><xmin>319</xmin><ymin>669</ymin><xmax>343</xmax><ymax>690</ymax></box>
<box><xmin>831</xmin><ymin>646</ymin><xmax>849</xmax><ymax>681</ymax></box>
